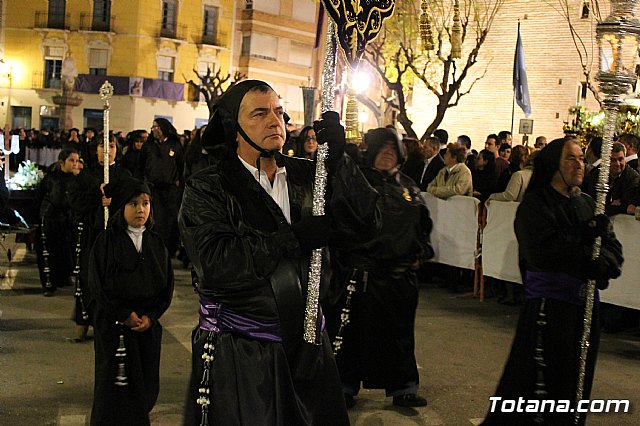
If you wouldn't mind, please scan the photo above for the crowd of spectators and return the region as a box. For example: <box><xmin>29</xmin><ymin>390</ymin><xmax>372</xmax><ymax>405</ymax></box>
<box><xmin>2</xmin><ymin>120</ymin><xmax>638</xmax><ymax>332</ymax></box>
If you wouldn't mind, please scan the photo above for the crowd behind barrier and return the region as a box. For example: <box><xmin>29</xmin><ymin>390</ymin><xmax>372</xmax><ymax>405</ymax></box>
<box><xmin>420</xmin><ymin>193</ymin><xmax>480</xmax><ymax>270</ymax></box>
<box><xmin>482</xmin><ymin>200</ymin><xmax>640</xmax><ymax>310</ymax></box>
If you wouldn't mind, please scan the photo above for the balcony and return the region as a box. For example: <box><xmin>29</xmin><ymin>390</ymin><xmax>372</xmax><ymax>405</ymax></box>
<box><xmin>157</xmin><ymin>21</ymin><xmax>187</xmax><ymax>41</ymax></box>
<box><xmin>35</xmin><ymin>11</ymin><xmax>70</xmax><ymax>30</ymax></box>
<box><xmin>198</xmin><ymin>32</ymin><xmax>228</xmax><ymax>48</ymax></box>
<box><xmin>79</xmin><ymin>13</ymin><xmax>116</xmax><ymax>32</ymax></box>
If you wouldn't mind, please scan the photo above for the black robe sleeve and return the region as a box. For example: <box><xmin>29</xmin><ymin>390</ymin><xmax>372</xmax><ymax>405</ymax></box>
<box><xmin>179</xmin><ymin>173</ymin><xmax>300</xmax><ymax>291</ymax></box>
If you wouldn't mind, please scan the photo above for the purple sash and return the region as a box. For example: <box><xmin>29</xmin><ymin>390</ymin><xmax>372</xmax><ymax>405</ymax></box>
<box><xmin>525</xmin><ymin>270</ymin><xmax>599</xmax><ymax>306</ymax></box>
<box><xmin>198</xmin><ymin>295</ymin><xmax>283</xmax><ymax>342</ymax></box>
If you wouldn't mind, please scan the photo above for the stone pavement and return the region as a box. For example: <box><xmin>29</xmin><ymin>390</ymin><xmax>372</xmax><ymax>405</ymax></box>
<box><xmin>1</xmin><ymin>235</ymin><xmax>639</xmax><ymax>425</ymax></box>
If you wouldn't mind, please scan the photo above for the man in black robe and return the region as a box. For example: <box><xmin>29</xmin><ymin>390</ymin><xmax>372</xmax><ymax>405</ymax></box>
<box><xmin>325</xmin><ymin>128</ymin><xmax>433</xmax><ymax>409</ymax></box>
<box><xmin>179</xmin><ymin>80</ymin><xmax>378</xmax><ymax>425</ymax></box>
<box><xmin>481</xmin><ymin>138</ymin><xmax>623</xmax><ymax>426</ymax></box>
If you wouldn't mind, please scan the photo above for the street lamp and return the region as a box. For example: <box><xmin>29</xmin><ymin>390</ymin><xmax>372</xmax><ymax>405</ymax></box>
<box><xmin>576</xmin><ymin>1</ymin><xmax>640</xmax><ymax>422</ymax></box>
<box><xmin>352</xmin><ymin>70</ymin><xmax>371</xmax><ymax>94</ymax></box>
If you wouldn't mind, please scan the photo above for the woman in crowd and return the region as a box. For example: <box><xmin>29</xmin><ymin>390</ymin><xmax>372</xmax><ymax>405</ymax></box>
<box><xmin>497</xmin><ymin>145</ymin><xmax>529</xmax><ymax>192</ymax></box>
<box><xmin>488</xmin><ymin>150</ymin><xmax>538</xmax><ymax>203</ymax></box>
<box><xmin>427</xmin><ymin>142</ymin><xmax>473</xmax><ymax>199</ymax></box>
<box><xmin>122</xmin><ymin>131</ymin><xmax>146</xmax><ymax>178</ymax></box>
<box><xmin>68</xmin><ymin>135</ymin><xmax>131</xmax><ymax>341</ymax></box>
<box><xmin>295</xmin><ymin>126</ymin><xmax>318</xmax><ymax>159</ymax></box>
<box><xmin>89</xmin><ymin>177</ymin><xmax>173</xmax><ymax>426</ymax></box>
<box><xmin>481</xmin><ymin>138</ymin><xmax>623</xmax><ymax>425</ymax></box>
<box><xmin>472</xmin><ymin>149</ymin><xmax>498</xmax><ymax>203</ymax></box>
<box><xmin>325</xmin><ymin>127</ymin><xmax>433</xmax><ymax>409</ymax></box>
<box><xmin>36</xmin><ymin>148</ymin><xmax>81</xmax><ymax>296</ymax></box>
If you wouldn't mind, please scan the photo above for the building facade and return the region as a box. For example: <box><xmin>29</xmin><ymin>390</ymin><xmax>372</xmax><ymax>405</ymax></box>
<box><xmin>410</xmin><ymin>0</ymin><xmax>605</xmax><ymax>149</ymax></box>
<box><xmin>0</xmin><ymin>0</ymin><xmax>322</xmax><ymax>134</ymax></box>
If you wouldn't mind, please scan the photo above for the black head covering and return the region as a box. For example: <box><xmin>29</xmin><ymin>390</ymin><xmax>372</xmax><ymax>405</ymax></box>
<box><xmin>526</xmin><ymin>137</ymin><xmax>571</xmax><ymax>194</ymax></box>
<box><xmin>201</xmin><ymin>80</ymin><xmax>278</xmax><ymax>157</ymax></box>
<box><xmin>103</xmin><ymin>177</ymin><xmax>152</xmax><ymax>213</ymax></box>
<box><xmin>363</xmin><ymin>127</ymin><xmax>406</xmax><ymax>168</ymax></box>
<box><xmin>153</xmin><ymin>117</ymin><xmax>177</xmax><ymax>139</ymax></box>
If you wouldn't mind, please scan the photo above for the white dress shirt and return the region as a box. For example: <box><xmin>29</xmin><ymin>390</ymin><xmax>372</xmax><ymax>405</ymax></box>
<box><xmin>127</xmin><ymin>225</ymin><xmax>145</xmax><ymax>253</ymax></box>
<box><xmin>239</xmin><ymin>155</ymin><xmax>291</xmax><ymax>224</ymax></box>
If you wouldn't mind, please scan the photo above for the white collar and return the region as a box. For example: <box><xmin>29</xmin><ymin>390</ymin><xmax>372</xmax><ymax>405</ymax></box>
<box><xmin>238</xmin><ymin>155</ymin><xmax>287</xmax><ymax>180</ymax></box>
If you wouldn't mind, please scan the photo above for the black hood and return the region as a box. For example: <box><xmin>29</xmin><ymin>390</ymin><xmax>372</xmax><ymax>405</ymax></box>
<box><xmin>201</xmin><ymin>80</ymin><xmax>273</xmax><ymax>157</ymax></box>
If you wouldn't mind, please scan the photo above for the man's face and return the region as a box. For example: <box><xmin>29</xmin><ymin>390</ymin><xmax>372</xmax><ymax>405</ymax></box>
<box><xmin>485</xmin><ymin>138</ymin><xmax>498</xmax><ymax>154</ymax></box>
<box><xmin>140</xmin><ymin>131</ymin><xmax>149</xmax><ymax>142</ymax></box>
<box><xmin>423</xmin><ymin>141</ymin><xmax>437</xmax><ymax>158</ymax></box>
<box><xmin>610</xmin><ymin>150</ymin><xmax>626</xmax><ymax>177</ymax></box>
<box><xmin>237</xmin><ymin>89</ymin><xmax>286</xmax><ymax>153</ymax></box>
<box><xmin>97</xmin><ymin>141</ymin><xmax>118</xmax><ymax>165</ymax></box>
<box><xmin>86</xmin><ymin>130</ymin><xmax>95</xmax><ymax>140</ymax></box>
<box><xmin>373</xmin><ymin>142</ymin><xmax>398</xmax><ymax>172</ymax></box>
<box><xmin>151</xmin><ymin>122</ymin><xmax>163</xmax><ymax>139</ymax></box>
<box><xmin>554</xmin><ymin>142</ymin><xmax>585</xmax><ymax>188</ymax></box>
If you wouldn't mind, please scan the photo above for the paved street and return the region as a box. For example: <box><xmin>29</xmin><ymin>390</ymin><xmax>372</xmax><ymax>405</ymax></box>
<box><xmin>1</xmin><ymin>237</ymin><xmax>639</xmax><ymax>425</ymax></box>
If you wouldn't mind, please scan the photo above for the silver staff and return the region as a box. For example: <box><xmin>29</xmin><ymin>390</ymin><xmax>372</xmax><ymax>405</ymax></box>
<box><xmin>99</xmin><ymin>81</ymin><xmax>114</xmax><ymax>229</ymax></box>
<box><xmin>575</xmin><ymin>2</ymin><xmax>639</xmax><ymax>423</ymax></box>
<box><xmin>303</xmin><ymin>19</ymin><xmax>337</xmax><ymax>344</ymax></box>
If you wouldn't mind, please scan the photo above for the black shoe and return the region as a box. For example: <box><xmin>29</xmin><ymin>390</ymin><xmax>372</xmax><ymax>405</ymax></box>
<box><xmin>393</xmin><ymin>394</ymin><xmax>428</xmax><ymax>407</ymax></box>
<box><xmin>344</xmin><ymin>394</ymin><xmax>356</xmax><ymax>409</ymax></box>
<box><xmin>43</xmin><ymin>289</ymin><xmax>55</xmax><ymax>297</ymax></box>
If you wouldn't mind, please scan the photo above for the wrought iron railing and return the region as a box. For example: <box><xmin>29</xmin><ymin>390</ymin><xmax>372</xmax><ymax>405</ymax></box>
<box><xmin>79</xmin><ymin>13</ymin><xmax>115</xmax><ymax>32</ymax></box>
<box><xmin>35</xmin><ymin>11</ymin><xmax>70</xmax><ymax>30</ymax></box>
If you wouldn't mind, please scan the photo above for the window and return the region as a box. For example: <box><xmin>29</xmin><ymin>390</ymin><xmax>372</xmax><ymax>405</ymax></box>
<box><xmin>48</xmin><ymin>0</ymin><xmax>66</xmax><ymax>29</ymax></box>
<box><xmin>92</xmin><ymin>0</ymin><xmax>111</xmax><ymax>31</ymax></box>
<box><xmin>289</xmin><ymin>43</ymin><xmax>312</xmax><ymax>67</ymax></box>
<box><xmin>44</xmin><ymin>59</ymin><xmax>63</xmax><ymax>89</ymax></box>
<box><xmin>581</xmin><ymin>1</ymin><xmax>590</xmax><ymax>19</ymax></box>
<box><xmin>158</xmin><ymin>55</ymin><xmax>175</xmax><ymax>81</ymax></box>
<box><xmin>240</xmin><ymin>33</ymin><xmax>277</xmax><ymax>61</ymax></box>
<box><xmin>83</xmin><ymin>109</ymin><xmax>104</xmax><ymax>131</ymax></box>
<box><xmin>161</xmin><ymin>0</ymin><xmax>177</xmax><ymax>38</ymax></box>
<box><xmin>11</xmin><ymin>106</ymin><xmax>32</xmax><ymax>130</ymax></box>
<box><xmin>89</xmin><ymin>49</ymin><xmax>108</xmax><ymax>76</ymax></box>
<box><xmin>580</xmin><ymin>82</ymin><xmax>588</xmax><ymax>100</ymax></box>
<box><xmin>202</xmin><ymin>5</ymin><xmax>219</xmax><ymax>44</ymax></box>
<box><xmin>245</xmin><ymin>0</ymin><xmax>253</xmax><ymax>10</ymax></box>
<box><xmin>40</xmin><ymin>105</ymin><xmax>60</xmax><ymax>131</ymax></box>
<box><xmin>251</xmin><ymin>0</ymin><xmax>279</xmax><ymax>15</ymax></box>
<box><xmin>292</xmin><ymin>0</ymin><xmax>316</xmax><ymax>23</ymax></box>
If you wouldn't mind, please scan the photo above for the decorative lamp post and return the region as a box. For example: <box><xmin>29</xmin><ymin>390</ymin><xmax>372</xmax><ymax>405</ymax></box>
<box><xmin>576</xmin><ymin>1</ymin><xmax>640</xmax><ymax>423</ymax></box>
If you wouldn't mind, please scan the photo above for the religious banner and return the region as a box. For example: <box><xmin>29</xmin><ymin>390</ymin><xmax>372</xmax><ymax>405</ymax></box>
<box><xmin>322</xmin><ymin>0</ymin><xmax>395</xmax><ymax>68</ymax></box>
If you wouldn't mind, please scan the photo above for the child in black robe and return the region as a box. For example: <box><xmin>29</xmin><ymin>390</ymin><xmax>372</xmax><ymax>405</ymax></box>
<box><xmin>88</xmin><ymin>177</ymin><xmax>174</xmax><ymax>426</ymax></box>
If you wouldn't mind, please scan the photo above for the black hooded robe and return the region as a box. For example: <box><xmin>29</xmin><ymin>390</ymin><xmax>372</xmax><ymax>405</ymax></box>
<box><xmin>481</xmin><ymin>186</ymin><xmax>622</xmax><ymax>426</ymax></box>
<box><xmin>36</xmin><ymin>168</ymin><xmax>77</xmax><ymax>289</ymax></box>
<box><xmin>179</xmin><ymin>150</ymin><xmax>378</xmax><ymax>426</ymax></box>
<box><xmin>68</xmin><ymin>163</ymin><xmax>132</xmax><ymax>325</ymax></box>
<box><xmin>324</xmin><ymin>167</ymin><xmax>433</xmax><ymax>396</ymax></box>
<box><xmin>88</xmin><ymin>227</ymin><xmax>174</xmax><ymax>426</ymax></box>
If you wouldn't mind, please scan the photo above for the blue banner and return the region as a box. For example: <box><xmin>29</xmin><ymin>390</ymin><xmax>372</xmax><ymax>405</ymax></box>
<box><xmin>513</xmin><ymin>24</ymin><xmax>531</xmax><ymax>117</ymax></box>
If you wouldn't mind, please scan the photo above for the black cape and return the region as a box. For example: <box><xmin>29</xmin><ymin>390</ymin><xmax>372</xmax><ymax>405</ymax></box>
<box><xmin>179</xmin><ymin>151</ymin><xmax>378</xmax><ymax>425</ymax></box>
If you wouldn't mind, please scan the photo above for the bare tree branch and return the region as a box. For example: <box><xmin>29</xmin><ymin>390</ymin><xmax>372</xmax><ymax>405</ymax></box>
<box><xmin>185</xmin><ymin>66</ymin><xmax>247</xmax><ymax>116</ymax></box>
<box><xmin>362</xmin><ymin>0</ymin><xmax>503</xmax><ymax>139</ymax></box>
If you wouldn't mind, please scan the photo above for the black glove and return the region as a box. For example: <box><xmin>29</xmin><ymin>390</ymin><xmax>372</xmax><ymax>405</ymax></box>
<box><xmin>290</xmin><ymin>215</ymin><xmax>331</xmax><ymax>252</ymax></box>
<box><xmin>579</xmin><ymin>214</ymin><xmax>611</xmax><ymax>239</ymax></box>
<box><xmin>314</xmin><ymin>111</ymin><xmax>345</xmax><ymax>171</ymax></box>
